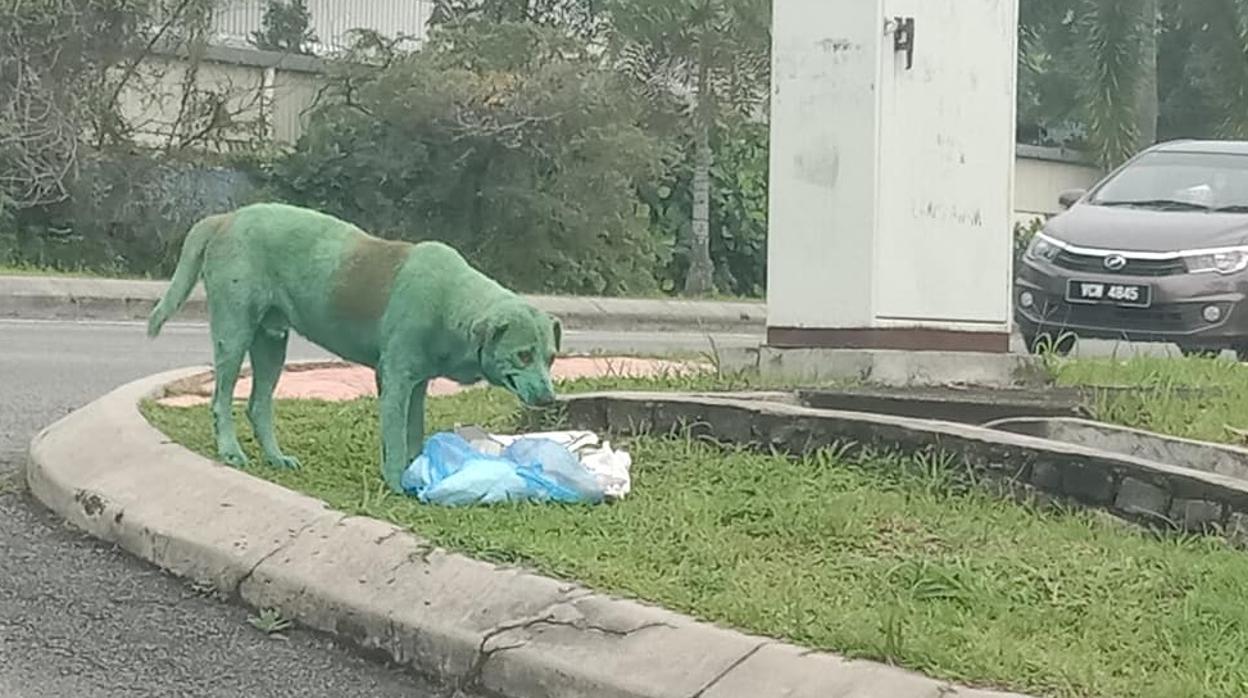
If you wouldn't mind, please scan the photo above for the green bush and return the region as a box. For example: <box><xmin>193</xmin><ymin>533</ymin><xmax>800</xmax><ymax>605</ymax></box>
<box><xmin>2</xmin><ymin>152</ymin><xmax>258</xmax><ymax>276</ymax></box>
<box><xmin>267</xmin><ymin>20</ymin><xmax>665</xmax><ymax>297</ymax></box>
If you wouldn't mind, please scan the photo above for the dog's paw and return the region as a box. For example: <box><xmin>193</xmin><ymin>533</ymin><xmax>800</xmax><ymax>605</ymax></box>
<box><xmin>267</xmin><ymin>454</ymin><xmax>302</xmax><ymax>470</ymax></box>
<box><xmin>220</xmin><ymin>448</ymin><xmax>250</xmax><ymax>468</ymax></box>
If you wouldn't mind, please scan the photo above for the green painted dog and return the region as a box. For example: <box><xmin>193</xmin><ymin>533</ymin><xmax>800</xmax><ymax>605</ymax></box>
<box><xmin>147</xmin><ymin>202</ymin><xmax>562</xmax><ymax>493</ymax></box>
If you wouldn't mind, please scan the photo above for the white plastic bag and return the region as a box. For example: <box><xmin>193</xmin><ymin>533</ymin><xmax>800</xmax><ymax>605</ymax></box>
<box><xmin>469</xmin><ymin>429</ymin><xmax>633</xmax><ymax>500</ymax></box>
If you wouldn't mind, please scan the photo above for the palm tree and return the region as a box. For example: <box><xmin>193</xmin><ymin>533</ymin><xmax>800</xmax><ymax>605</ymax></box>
<box><xmin>1076</xmin><ymin>0</ymin><xmax>1152</xmax><ymax>168</ymax></box>
<box><xmin>607</xmin><ymin>0</ymin><xmax>770</xmax><ymax>296</ymax></box>
<box><xmin>1020</xmin><ymin>0</ymin><xmax>1248</xmax><ymax>167</ymax></box>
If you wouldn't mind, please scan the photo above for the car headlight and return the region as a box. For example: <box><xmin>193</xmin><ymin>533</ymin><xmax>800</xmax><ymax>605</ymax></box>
<box><xmin>1185</xmin><ymin>248</ymin><xmax>1248</xmax><ymax>275</ymax></box>
<box><xmin>1025</xmin><ymin>234</ymin><xmax>1061</xmax><ymax>262</ymax></box>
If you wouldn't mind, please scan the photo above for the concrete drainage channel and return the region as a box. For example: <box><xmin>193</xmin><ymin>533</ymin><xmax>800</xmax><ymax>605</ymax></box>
<box><xmin>560</xmin><ymin>391</ymin><xmax>1248</xmax><ymax>539</ymax></box>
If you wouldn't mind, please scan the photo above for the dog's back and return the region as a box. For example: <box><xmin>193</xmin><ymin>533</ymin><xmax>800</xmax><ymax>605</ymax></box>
<box><xmin>154</xmin><ymin>202</ymin><xmax>518</xmax><ymax>366</ymax></box>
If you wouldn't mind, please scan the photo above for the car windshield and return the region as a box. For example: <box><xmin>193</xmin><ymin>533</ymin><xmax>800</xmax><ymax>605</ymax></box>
<box><xmin>1090</xmin><ymin>150</ymin><xmax>1248</xmax><ymax>211</ymax></box>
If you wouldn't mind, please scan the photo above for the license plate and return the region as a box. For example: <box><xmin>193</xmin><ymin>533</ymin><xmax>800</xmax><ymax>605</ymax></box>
<box><xmin>1066</xmin><ymin>280</ymin><xmax>1152</xmax><ymax>307</ymax></box>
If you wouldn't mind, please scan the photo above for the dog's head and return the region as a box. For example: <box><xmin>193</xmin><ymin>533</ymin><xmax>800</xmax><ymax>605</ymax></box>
<box><xmin>472</xmin><ymin>302</ymin><xmax>562</xmax><ymax>407</ymax></box>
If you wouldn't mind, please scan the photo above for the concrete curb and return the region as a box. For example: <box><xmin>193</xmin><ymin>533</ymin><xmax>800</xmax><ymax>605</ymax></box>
<box><xmin>27</xmin><ymin>368</ymin><xmax>1030</xmax><ymax>698</ymax></box>
<box><xmin>0</xmin><ymin>275</ymin><xmax>766</xmax><ymax>334</ymax></box>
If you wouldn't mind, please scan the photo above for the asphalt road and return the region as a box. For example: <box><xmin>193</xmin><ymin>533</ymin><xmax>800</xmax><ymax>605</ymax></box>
<box><xmin>0</xmin><ymin>318</ymin><xmax>760</xmax><ymax>698</ymax></box>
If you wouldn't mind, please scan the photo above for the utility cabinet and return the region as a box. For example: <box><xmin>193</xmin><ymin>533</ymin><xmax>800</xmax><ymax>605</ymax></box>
<box><xmin>766</xmin><ymin>0</ymin><xmax>1019</xmax><ymax>352</ymax></box>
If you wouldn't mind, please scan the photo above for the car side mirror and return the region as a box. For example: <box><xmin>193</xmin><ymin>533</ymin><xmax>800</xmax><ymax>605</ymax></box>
<box><xmin>1058</xmin><ymin>189</ymin><xmax>1086</xmax><ymax>210</ymax></box>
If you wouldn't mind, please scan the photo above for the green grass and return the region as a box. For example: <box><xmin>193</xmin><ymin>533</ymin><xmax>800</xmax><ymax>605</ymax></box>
<box><xmin>144</xmin><ymin>366</ymin><xmax>1248</xmax><ymax>698</ymax></box>
<box><xmin>1054</xmin><ymin>354</ymin><xmax>1248</xmax><ymax>445</ymax></box>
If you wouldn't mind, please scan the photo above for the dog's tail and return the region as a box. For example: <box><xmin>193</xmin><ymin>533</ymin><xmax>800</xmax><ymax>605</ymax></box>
<box><xmin>147</xmin><ymin>214</ymin><xmax>228</xmax><ymax>338</ymax></box>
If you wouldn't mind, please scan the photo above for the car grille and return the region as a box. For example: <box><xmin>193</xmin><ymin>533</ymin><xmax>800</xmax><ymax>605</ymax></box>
<box><xmin>1038</xmin><ymin>300</ymin><xmax>1217</xmax><ymax>333</ymax></box>
<box><xmin>1053</xmin><ymin>250</ymin><xmax>1187</xmax><ymax>277</ymax></box>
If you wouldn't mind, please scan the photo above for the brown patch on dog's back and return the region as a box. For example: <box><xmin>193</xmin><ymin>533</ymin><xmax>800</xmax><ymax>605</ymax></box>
<box><xmin>331</xmin><ymin>235</ymin><xmax>412</xmax><ymax>324</ymax></box>
<box><xmin>211</xmin><ymin>212</ymin><xmax>236</xmax><ymax>231</ymax></box>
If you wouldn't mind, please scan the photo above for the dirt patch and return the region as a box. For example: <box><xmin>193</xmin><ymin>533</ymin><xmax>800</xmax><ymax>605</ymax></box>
<box><xmin>157</xmin><ymin>356</ymin><xmax>712</xmax><ymax>407</ymax></box>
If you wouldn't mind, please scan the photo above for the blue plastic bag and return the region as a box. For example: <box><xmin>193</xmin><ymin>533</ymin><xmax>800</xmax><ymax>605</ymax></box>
<box><xmin>400</xmin><ymin>432</ymin><xmax>605</xmax><ymax>506</ymax></box>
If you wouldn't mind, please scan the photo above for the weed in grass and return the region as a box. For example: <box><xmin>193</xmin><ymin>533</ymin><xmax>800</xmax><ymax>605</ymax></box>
<box><xmin>188</xmin><ymin>580</ymin><xmax>219</xmax><ymax>598</ymax></box>
<box><xmin>1028</xmin><ymin>329</ymin><xmax>1080</xmax><ymax>374</ymax></box>
<box><xmin>248</xmin><ymin>608</ymin><xmax>293</xmax><ymax>637</ymax></box>
<box><xmin>0</xmin><ymin>472</ymin><xmax>21</xmax><ymax>496</ymax></box>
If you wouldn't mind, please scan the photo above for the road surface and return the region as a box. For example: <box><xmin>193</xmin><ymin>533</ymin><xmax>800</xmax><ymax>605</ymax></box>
<box><xmin>0</xmin><ymin>318</ymin><xmax>760</xmax><ymax>698</ymax></box>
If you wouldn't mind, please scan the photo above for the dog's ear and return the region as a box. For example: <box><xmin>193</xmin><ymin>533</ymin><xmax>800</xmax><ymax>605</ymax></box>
<box><xmin>551</xmin><ymin>317</ymin><xmax>562</xmax><ymax>353</ymax></box>
<box><xmin>472</xmin><ymin>316</ymin><xmax>509</xmax><ymax>353</ymax></box>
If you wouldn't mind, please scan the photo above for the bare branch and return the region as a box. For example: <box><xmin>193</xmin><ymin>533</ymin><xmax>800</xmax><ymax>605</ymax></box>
<box><xmin>103</xmin><ymin>0</ymin><xmax>200</xmax><ymax>118</ymax></box>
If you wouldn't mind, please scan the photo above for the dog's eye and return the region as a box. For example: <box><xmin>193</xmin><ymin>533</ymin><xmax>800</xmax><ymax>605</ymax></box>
<box><xmin>517</xmin><ymin>350</ymin><xmax>533</xmax><ymax>366</ymax></box>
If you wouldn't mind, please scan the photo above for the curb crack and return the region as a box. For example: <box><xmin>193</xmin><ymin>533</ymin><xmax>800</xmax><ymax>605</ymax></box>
<box><xmin>458</xmin><ymin>597</ymin><xmax>675</xmax><ymax>692</ymax></box>
<box><xmin>689</xmin><ymin>641</ymin><xmax>769</xmax><ymax>698</ymax></box>
<box><xmin>235</xmin><ymin>514</ymin><xmax>343</xmax><ymax>594</ymax></box>
<box><xmin>525</xmin><ymin>617</ymin><xmax>674</xmax><ymax>639</ymax></box>
<box><xmin>459</xmin><ymin>614</ymin><xmax>553</xmax><ymax>692</ymax></box>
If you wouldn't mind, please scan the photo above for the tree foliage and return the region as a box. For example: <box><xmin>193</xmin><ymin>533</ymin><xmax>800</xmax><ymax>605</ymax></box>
<box><xmin>250</xmin><ymin>0</ymin><xmax>318</xmax><ymax>55</ymax></box>
<box><xmin>429</xmin><ymin>0</ymin><xmax>604</xmax><ymax>38</ymax></box>
<box><xmin>269</xmin><ymin>19</ymin><xmax>663</xmax><ymax>296</ymax></box>
<box><xmin>0</xmin><ymin>0</ymin><xmax>210</xmax><ymax>209</ymax></box>
<box><xmin>1017</xmin><ymin>0</ymin><xmax>1083</xmax><ymax>146</ymax></box>
<box><xmin>1077</xmin><ymin>0</ymin><xmax>1148</xmax><ymax>168</ymax></box>
<box><xmin>1018</xmin><ymin>0</ymin><xmax>1248</xmax><ymax>165</ymax></box>
<box><xmin>1184</xmin><ymin>0</ymin><xmax>1248</xmax><ymax>139</ymax></box>
<box><xmin>0</xmin><ymin>0</ymin><xmax>274</xmax><ymax>273</ymax></box>
<box><xmin>642</xmin><ymin>119</ymin><xmax>767</xmax><ymax>297</ymax></box>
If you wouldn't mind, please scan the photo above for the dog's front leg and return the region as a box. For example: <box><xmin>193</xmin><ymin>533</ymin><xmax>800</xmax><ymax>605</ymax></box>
<box><xmin>407</xmin><ymin>382</ymin><xmax>428</xmax><ymax>464</ymax></box>
<box><xmin>378</xmin><ymin>367</ymin><xmax>417</xmax><ymax>494</ymax></box>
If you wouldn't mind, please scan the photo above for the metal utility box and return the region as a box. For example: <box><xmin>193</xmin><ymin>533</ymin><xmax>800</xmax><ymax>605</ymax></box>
<box><xmin>766</xmin><ymin>0</ymin><xmax>1019</xmax><ymax>352</ymax></box>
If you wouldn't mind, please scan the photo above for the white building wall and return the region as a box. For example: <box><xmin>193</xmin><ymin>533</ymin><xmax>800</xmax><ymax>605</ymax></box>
<box><xmin>211</xmin><ymin>0</ymin><xmax>433</xmax><ymax>53</ymax></box>
<box><xmin>1013</xmin><ymin>146</ymin><xmax>1103</xmax><ymax>226</ymax></box>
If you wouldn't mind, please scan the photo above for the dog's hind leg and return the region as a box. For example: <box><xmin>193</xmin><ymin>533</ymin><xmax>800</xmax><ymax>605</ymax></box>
<box><xmin>204</xmin><ymin>285</ymin><xmax>259</xmax><ymax>468</ymax></box>
<box><xmin>210</xmin><ymin>323</ymin><xmax>252</xmax><ymax>468</ymax></box>
<box><xmin>247</xmin><ymin>317</ymin><xmax>300</xmax><ymax>470</ymax></box>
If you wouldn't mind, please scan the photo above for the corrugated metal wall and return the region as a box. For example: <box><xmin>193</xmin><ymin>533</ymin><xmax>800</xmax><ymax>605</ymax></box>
<box><xmin>211</xmin><ymin>0</ymin><xmax>432</xmax><ymax>52</ymax></box>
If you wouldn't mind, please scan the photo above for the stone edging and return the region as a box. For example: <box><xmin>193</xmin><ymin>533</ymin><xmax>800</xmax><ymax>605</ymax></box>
<box><xmin>987</xmin><ymin>417</ymin><xmax>1248</xmax><ymax>484</ymax></box>
<box><xmin>25</xmin><ymin>367</ymin><xmax>1027</xmax><ymax>698</ymax></box>
<box><xmin>0</xmin><ymin>275</ymin><xmax>766</xmax><ymax>333</ymax></box>
<box><xmin>560</xmin><ymin>392</ymin><xmax>1248</xmax><ymax>539</ymax></box>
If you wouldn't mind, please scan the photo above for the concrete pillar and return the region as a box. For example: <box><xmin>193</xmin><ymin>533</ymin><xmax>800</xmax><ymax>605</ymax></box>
<box><xmin>766</xmin><ymin>0</ymin><xmax>1019</xmax><ymax>354</ymax></box>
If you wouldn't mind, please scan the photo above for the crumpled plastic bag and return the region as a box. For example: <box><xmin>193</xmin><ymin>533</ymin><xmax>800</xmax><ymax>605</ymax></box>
<box><xmin>492</xmin><ymin>430</ymin><xmax>632</xmax><ymax>499</ymax></box>
<box><xmin>400</xmin><ymin>432</ymin><xmax>607</xmax><ymax>506</ymax></box>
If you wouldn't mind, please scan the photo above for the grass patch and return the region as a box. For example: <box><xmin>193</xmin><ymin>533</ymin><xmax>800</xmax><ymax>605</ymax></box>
<box><xmin>145</xmin><ymin>368</ymin><xmax>1248</xmax><ymax>698</ymax></box>
<box><xmin>1054</xmin><ymin>354</ymin><xmax>1248</xmax><ymax>446</ymax></box>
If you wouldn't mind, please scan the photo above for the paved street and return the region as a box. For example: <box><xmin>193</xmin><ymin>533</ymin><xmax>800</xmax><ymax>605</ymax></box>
<box><xmin>0</xmin><ymin>318</ymin><xmax>759</xmax><ymax>698</ymax></box>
